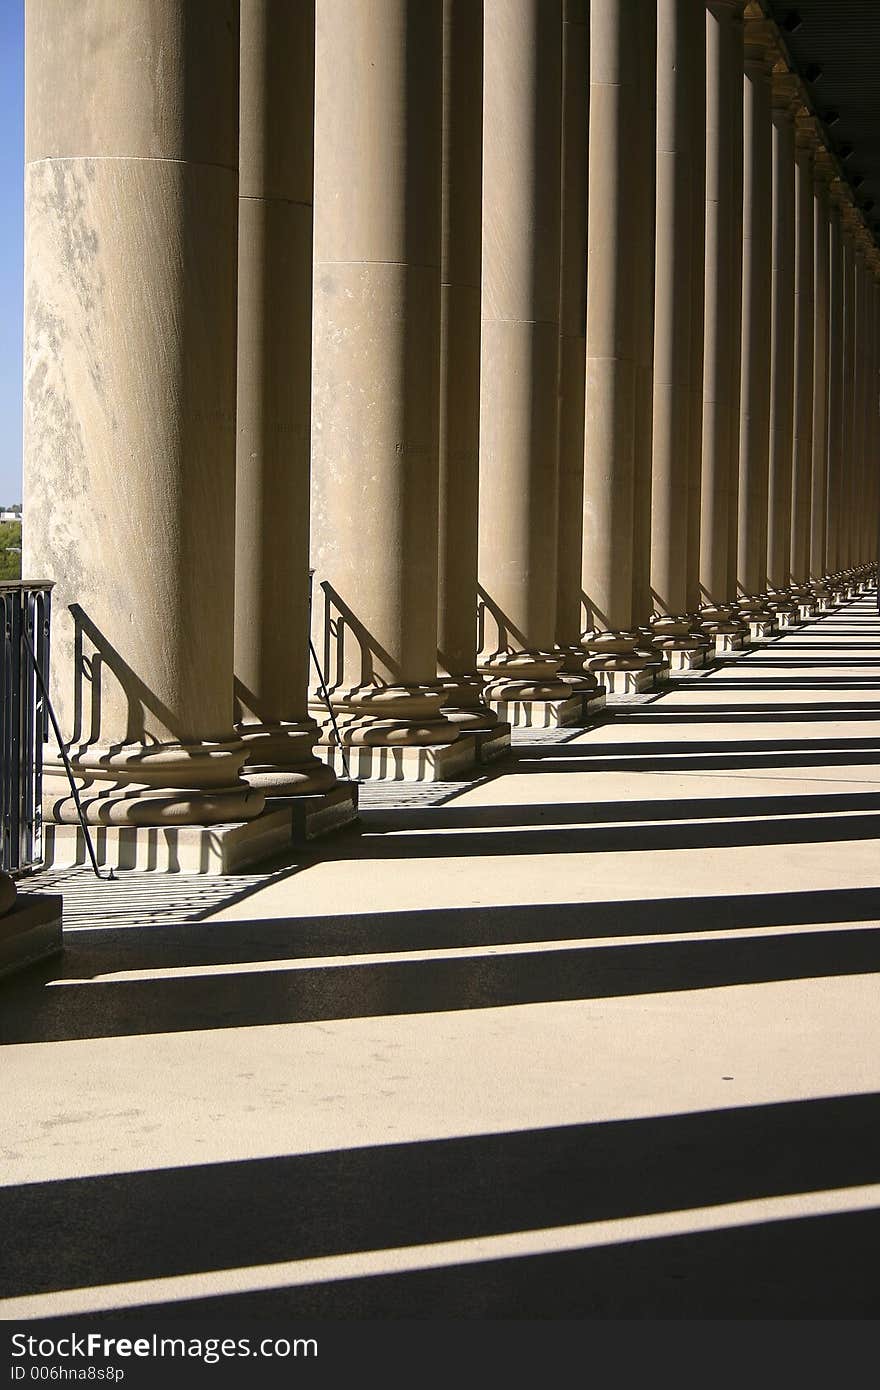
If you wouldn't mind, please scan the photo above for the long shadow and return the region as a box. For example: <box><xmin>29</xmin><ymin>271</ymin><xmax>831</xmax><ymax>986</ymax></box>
<box><xmin>256</xmin><ymin>811</ymin><xmax>880</xmax><ymax>863</ymax></box>
<box><xmin>24</xmin><ymin>884</ymin><xmax>880</xmax><ymax>977</ymax></box>
<box><xmin>3</xmin><ymin>1093</ymin><xmax>878</xmax><ymax>1316</ymax></box>
<box><xmin>2</xmin><ymin>924</ymin><xmax>878</xmax><ymax>1043</ymax></box>
<box><xmin>129</xmin><ymin>1208</ymin><xmax>880</xmax><ymax>1317</ymax></box>
<box><xmin>359</xmin><ymin>788</ymin><xmax>880</xmax><ymax>833</ymax></box>
<box><xmin>516</xmin><ymin>734</ymin><xmax>880</xmax><ymax>757</ymax></box>
<box><xmin>505</xmin><ymin>747</ymin><xmax>880</xmax><ymax>773</ymax></box>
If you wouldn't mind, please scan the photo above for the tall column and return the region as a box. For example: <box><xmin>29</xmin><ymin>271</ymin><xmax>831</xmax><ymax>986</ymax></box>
<box><xmin>436</xmin><ymin>0</ymin><xmax>506</xmax><ymax>747</ymax></box>
<box><xmin>478</xmin><ymin>0</ymin><xmax>578</xmax><ymax>726</ymax></box>
<box><xmin>24</xmin><ymin>0</ymin><xmax>263</xmax><ymax>827</ymax></box>
<box><xmin>789</xmin><ymin>112</ymin><xmax>816</xmax><ymax>596</ymax></box>
<box><xmin>555</xmin><ymin>1</ymin><xmax>589</xmax><ymax>671</ymax></box>
<box><xmin>853</xmin><ymin>238</ymin><xmax>870</xmax><ymax>568</ymax></box>
<box><xmin>581</xmin><ymin>0</ymin><xmax>656</xmax><ymax>691</ymax></box>
<box><xmin>233</xmin><ymin>0</ymin><xmax>335</xmax><ymax>796</ymax></box>
<box><xmin>839</xmin><ymin>209</ymin><xmax>857</xmax><ymax>573</ymax></box>
<box><xmin>649</xmin><ymin>0</ymin><xmax>707</xmax><ymax>667</ymax></box>
<box><xmin>726</xmin><ymin>4</ymin><xmax>745</xmax><ymax>601</ymax></box>
<box><xmin>310</xmin><ymin>1</ymin><xmax>470</xmax><ymax>778</ymax></box>
<box><xmin>700</xmin><ymin>2</ymin><xmax>744</xmax><ymax>620</ymax></box>
<box><xmin>808</xmin><ymin>148</ymin><xmax>832</xmax><ymax>591</ymax></box>
<box><xmin>685</xmin><ymin>6</ymin><xmax>706</xmax><ymax>616</ymax></box>
<box><xmin>736</xmin><ymin>10</ymin><xmax>773</xmax><ymax>612</ymax></box>
<box><xmin>630</xmin><ymin>0</ymin><xmax>658</xmax><ymax>631</ymax></box>
<box><xmin>825</xmin><ymin>186</ymin><xmax>845</xmax><ymax>576</ymax></box>
<box><xmin>765</xmin><ymin>69</ymin><xmax>797</xmax><ymax>612</ymax></box>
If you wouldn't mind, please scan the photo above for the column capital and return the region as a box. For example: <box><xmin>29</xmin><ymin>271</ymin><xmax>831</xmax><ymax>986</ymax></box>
<box><xmin>743</xmin><ymin>13</ymin><xmax>776</xmax><ymax>74</ymax></box>
<box><xmin>771</xmin><ymin>67</ymin><xmax>803</xmax><ymax>120</ymax></box>
<box><xmin>707</xmin><ymin>0</ymin><xmax>746</xmax><ymax>17</ymax></box>
<box><xmin>813</xmin><ymin>143</ymin><xmax>837</xmax><ymax>190</ymax></box>
<box><xmin>795</xmin><ymin>110</ymin><xmax>820</xmax><ymax>158</ymax></box>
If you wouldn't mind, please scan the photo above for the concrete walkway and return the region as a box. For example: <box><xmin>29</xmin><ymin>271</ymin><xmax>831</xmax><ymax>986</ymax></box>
<box><xmin>2</xmin><ymin>596</ymin><xmax>880</xmax><ymax>1318</ymax></box>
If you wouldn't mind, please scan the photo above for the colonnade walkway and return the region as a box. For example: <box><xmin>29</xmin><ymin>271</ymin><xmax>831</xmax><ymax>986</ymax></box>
<box><xmin>3</xmin><ymin>597</ymin><xmax>880</xmax><ymax>1318</ymax></box>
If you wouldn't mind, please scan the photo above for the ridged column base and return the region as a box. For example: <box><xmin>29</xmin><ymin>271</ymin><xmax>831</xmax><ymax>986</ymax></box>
<box><xmin>436</xmin><ymin>675</ymin><xmax>505</xmax><ymax>731</ymax></box>
<box><xmin>477</xmin><ymin>650</ymin><xmax>574</xmax><ymax>704</ymax></box>
<box><xmin>43</xmin><ymin>742</ymin><xmax>265</xmax><ymax>826</ymax></box>
<box><xmin>311</xmin><ymin>684</ymin><xmax>460</xmax><ymax>747</ymax></box>
<box><xmin>236</xmin><ymin>719</ymin><xmax>339</xmax><ymax>793</ymax></box>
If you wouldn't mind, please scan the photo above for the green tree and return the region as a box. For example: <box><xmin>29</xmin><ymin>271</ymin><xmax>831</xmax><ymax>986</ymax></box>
<box><xmin>0</xmin><ymin>521</ymin><xmax>22</xmax><ymax>581</ymax></box>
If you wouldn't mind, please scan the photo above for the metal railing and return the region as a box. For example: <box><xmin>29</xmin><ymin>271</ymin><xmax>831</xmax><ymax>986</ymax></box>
<box><xmin>0</xmin><ymin>582</ymin><xmax>52</xmax><ymax>876</ymax></box>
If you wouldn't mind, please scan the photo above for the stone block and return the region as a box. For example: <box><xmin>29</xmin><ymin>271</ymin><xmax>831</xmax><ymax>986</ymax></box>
<box><xmin>43</xmin><ymin>808</ymin><xmax>294</xmax><ymax>875</ymax></box>
<box><xmin>320</xmin><ymin>737</ymin><xmax>478</xmax><ymax>782</ymax></box>
<box><xmin>0</xmin><ymin>892</ymin><xmax>63</xmax><ymax>980</ymax></box>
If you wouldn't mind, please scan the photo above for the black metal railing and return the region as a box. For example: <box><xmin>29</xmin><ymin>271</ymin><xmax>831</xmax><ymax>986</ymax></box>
<box><xmin>0</xmin><ymin>582</ymin><xmax>52</xmax><ymax>876</ymax></box>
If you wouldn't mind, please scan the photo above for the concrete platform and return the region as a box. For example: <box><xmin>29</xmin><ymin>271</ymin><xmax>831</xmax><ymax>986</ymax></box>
<box><xmin>4</xmin><ymin>594</ymin><xmax>880</xmax><ymax>1320</ymax></box>
<box><xmin>320</xmin><ymin>735</ymin><xmax>478</xmax><ymax>782</ymax></box>
<box><xmin>489</xmin><ymin>693</ymin><xmax>585</xmax><ymax>729</ymax></box>
<box><xmin>43</xmin><ymin>807</ymin><xmax>295</xmax><ymax>875</ymax></box>
<box><xmin>597</xmin><ymin>667</ymin><xmax>656</xmax><ymax>695</ymax></box>
<box><xmin>0</xmin><ymin>891</ymin><xmax>63</xmax><ymax>979</ymax></box>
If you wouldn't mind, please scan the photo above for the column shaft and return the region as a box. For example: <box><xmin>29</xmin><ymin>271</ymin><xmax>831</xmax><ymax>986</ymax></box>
<box><xmin>630</xmin><ymin>0</ymin><xmax>658</xmax><ymax>627</ymax></box>
<box><xmin>726</xmin><ymin>7</ymin><xmax>745</xmax><ymax>600</ymax></box>
<box><xmin>478</xmin><ymin>0</ymin><xmax>570</xmax><ymax>704</ymax></box>
<box><xmin>24</xmin><ymin>0</ymin><xmax>260</xmax><ymax>825</ymax></box>
<box><xmin>790</xmin><ymin>120</ymin><xmax>815</xmax><ymax>585</ymax></box>
<box><xmin>555</xmin><ymin>0</ymin><xmax>588</xmax><ymax>654</ymax></box>
<box><xmin>650</xmin><ymin>0</ymin><xmax>696</xmax><ymax>618</ymax></box>
<box><xmin>737</xmin><ymin>21</ymin><xmax>773</xmax><ymax>597</ymax></box>
<box><xmin>685</xmin><ymin>7</ymin><xmax>706</xmax><ymax>613</ymax></box>
<box><xmin>310</xmin><ymin>0</ymin><xmax>456</xmax><ymax>749</ymax></box>
<box><xmin>700</xmin><ymin>2</ymin><xmax>742</xmax><ymax>607</ymax></box>
<box><xmin>766</xmin><ymin>77</ymin><xmax>796</xmax><ymax>592</ymax></box>
<box><xmin>436</xmin><ymin>0</ymin><xmax>500</xmax><ymax>733</ymax></box>
<box><xmin>825</xmin><ymin>195</ymin><xmax>844</xmax><ymax>573</ymax></box>
<box><xmin>582</xmin><ymin>0</ymin><xmax>638</xmax><ymax>635</ymax></box>
<box><xmin>234</xmin><ymin>0</ymin><xmax>334</xmax><ymax>794</ymax></box>
<box><xmin>840</xmin><ymin>224</ymin><xmax>856</xmax><ymax>567</ymax></box>
<box><xmin>808</xmin><ymin>155</ymin><xmax>830</xmax><ymax>584</ymax></box>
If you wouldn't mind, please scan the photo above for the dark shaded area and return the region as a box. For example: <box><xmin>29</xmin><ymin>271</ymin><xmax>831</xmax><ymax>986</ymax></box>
<box><xmin>3</xmin><ymin>1093</ymin><xmax>878</xmax><ymax>1313</ymax></box>
<box><xmin>1</xmin><ymin>920</ymin><xmax>877</xmax><ymax>1043</ymax></box>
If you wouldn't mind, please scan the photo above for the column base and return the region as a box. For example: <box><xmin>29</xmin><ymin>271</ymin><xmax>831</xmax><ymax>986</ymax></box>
<box><xmin>0</xmin><ymin>891</ymin><xmax>63</xmax><ymax>980</ymax></box>
<box><xmin>237</xmin><ymin>720</ymin><xmax>339</xmax><ymax>795</ymax></box>
<box><xmin>319</xmin><ymin>735</ymin><xmax>478</xmax><ymax>782</ymax></box>
<box><xmin>490</xmin><ymin>693</ymin><xmax>586</xmax><ymax>729</ymax></box>
<box><xmin>600</xmin><ymin>666</ymin><xmax>657</xmax><ymax>695</ymax></box>
<box><xmin>42</xmin><ymin>807</ymin><xmax>294</xmax><ymax>875</ymax></box>
<box><xmin>748</xmin><ymin>619</ymin><xmax>776</xmax><ymax>641</ymax></box>
<box><xmin>710</xmin><ymin>631</ymin><xmax>745</xmax><ymax>655</ymax></box>
<box><xmin>660</xmin><ymin>646</ymin><xmax>706</xmax><ymax>672</ymax></box>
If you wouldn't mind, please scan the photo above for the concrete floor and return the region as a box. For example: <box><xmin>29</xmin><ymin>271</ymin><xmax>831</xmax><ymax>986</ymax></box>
<box><xmin>2</xmin><ymin>596</ymin><xmax>880</xmax><ymax>1318</ymax></box>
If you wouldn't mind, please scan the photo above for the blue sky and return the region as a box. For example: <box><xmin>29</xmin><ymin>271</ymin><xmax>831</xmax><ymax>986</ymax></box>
<box><xmin>0</xmin><ymin>0</ymin><xmax>22</xmax><ymax>506</ymax></box>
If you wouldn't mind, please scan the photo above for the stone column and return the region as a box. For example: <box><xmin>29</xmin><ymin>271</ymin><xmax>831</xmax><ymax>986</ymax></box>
<box><xmin>765</xmin><ymin>69</ymin><xmax>797</xmax><ymax>619</ymax></box>
<box><xmin>789</xmin><ymin>113</ymin><xmax>816</xmax><ymax>603</ymax></box>
<box><xmin>234</xmin><ymin>0</ymin><xmax>335</xmax><ymax>798</ymax></box>
<box><xmin>581</xmin><ymin>0</ymin><xmax>656</xmax><ymax>693</ymax></box>
<box><xmin>24</xmin><ymin>0</ymin><xmax>264</xmax><ymax>830</ymax></box>
<box><xmin>685</xmin><ymin>4</ymin><xmax>706</xmax><ymax>619</ymax></box>
<box><xmin>839</xmin><ymin>210</ymin><xmax>857</xmax><ymax>575</ymax></box>
<box><xmin>735</xmin><ymin>10</ymin><xmax>774</xmax><ymax>627</ymax></box>
<box><xmin>310</xmin><ymin>1</ymin><xmax>473</xmax><ymax>780</ymax></box>
<box><xmin>555</xmin><ymin>1</ymin><xmax>604</xmax><ymax>707</ymax></box>
<box><xmin>726</xmin><ymin>4</ymin><xmax>745</xmax><ymax>603</ymax></box>
<box><xmin>436</xmin><ymin>0</ymin><xmax>509</xmax><ymax>757</ymax></box>
<box><xmin>825</xmin><ymin>186</ymin><xmax>845</xmax><ymax>578</ymax></box>
<box><xmin>478</xmin><ymin>0</ymin><xmax>580</xmax><ymax>728</ymax></box>
<box><xmin>649</xmin><ymin>0</ymin><xmax>708</xmax><ymax>668</ymax></box>
<box><xmin>853</xmin><ymin>238</ymin><xmax>870</xmax><ymax>570</ymax></box>
<box><xmin>699</xmin><ymin>2</ymin><xmax>746</xmax><ymax>647</ymax></box>
<box><xmin>808</xmin><ymin>148</ymin><xmax>832</xmax><ymax>593</ymax></box>
<box><xmin>630</xmin><ymin>0</ymin><xmax>658</xmax><ymax>636</ymax></box>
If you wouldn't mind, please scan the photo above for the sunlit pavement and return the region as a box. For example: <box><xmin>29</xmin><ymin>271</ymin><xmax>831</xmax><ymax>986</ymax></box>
<box><xmin>3</xmin><ymin>596</ymin><xmax>880</xmax><ymax>1318</ymax></box>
